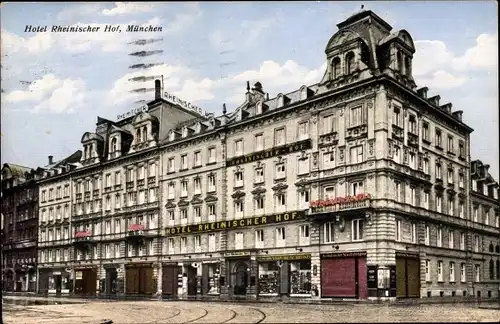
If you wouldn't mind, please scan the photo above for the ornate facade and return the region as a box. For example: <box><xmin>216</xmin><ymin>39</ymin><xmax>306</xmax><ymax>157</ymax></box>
<box><xmin>26</xmin><ymin>9</ymin><xmax>499</xmax><ymax>300</ymax></box>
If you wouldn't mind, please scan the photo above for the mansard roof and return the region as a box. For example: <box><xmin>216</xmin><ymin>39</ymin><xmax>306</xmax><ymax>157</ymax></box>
<box><xmin>379</xmin><ymin>29</ymin><xmax>415</xmax><ymax>53</ymax></box>
<box><xmin>109</xmin><ymin>125</ymin><xmax>131</xmax><ymax>135</ymax></box>
<box><xmin>132</xmin><ymin>111</ymin><xmax>159</xmax><ymax>125</ymax></box>
<box><xmin>81</xmin><ymin>132</ymin><xmax>104</xmax><ymax>143</ymax></box>
<box><xmin>2</xmin><ymin>163</ymin><xmax>33</xmax><ymax>178</ymax></box>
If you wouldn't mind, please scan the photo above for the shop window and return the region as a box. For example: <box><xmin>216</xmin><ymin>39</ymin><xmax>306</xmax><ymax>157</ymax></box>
<box><xmin>290</xmin><ymin>260</ymin><xmax>311</xmax><ymax>295</ymax></box>
<box><xmin>258</xmin><ymin>262</ymin><xmax>279</xmax><ymax>295</ymax></box>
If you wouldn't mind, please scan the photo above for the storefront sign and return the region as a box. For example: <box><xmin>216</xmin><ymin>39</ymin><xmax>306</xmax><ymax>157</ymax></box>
<box><xmin>165</xmin><ymin>211</ymin><xmax>306</xmax><ymax>236</ymax></box>
<box><xmin>226</xmin><ymin>139</ymin><xmax>312</xmax><ymax>167</ymax></box>
<box><xmin>75</xmin><ymin>271</ymin><xmax>83</xmax><ymax>280</ymax></box>
<box><xmin>320</xmin><ymin>251</ymin><xmax>367</xmax><ymax>259</ymax></box>
<box><xmin>117</xmin><ymin>104</ymin><xmax>148</xmax><ymax>121</ymax></box>
<box><xmin>75</xmin><ymin>231</ymin><xmax>91</xmax><ymax>238</ymax></box>
<box><xmin>128</xmin><ymin>224</ymin><xmax>145</xmax><ymax>231</ymax></box>
<box><xmin>309</xmin><ymin>193</ymin><xmax>372</xmax><ymax>208</ymax></box>
<box><xmin>395</xmin><ymin>252</ymin><xmax>419</xmax><ymax>259</ymax></box>
<box><xmin>224</xmin><ymin>251</ymin><xmax>250</xmax><ymax>258</ymax></box>
<box><xmin>164</xmin><ymin>91</ymin><xmax>204</xmax><ymax>115</ymax></box>
<box><xmin>257</xmin><ymin>253</ymin><xmax>311</xmax><ymax>262</ymax></box>
<box><xmin>367</xmin><ymin>266</ymin><xmax>377</xmax><ymax>289</ymax></box>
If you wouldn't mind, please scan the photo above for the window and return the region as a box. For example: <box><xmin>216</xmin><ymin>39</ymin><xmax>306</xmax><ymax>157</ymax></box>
<box><xmin>393</xmin><ymin>107</ymin><xmax>401</xmax><ymax>126</ymax></box>
<box><xmin>235</xmin><ymin>232</ymin><xmax>244</xmax><ymax>250</ymax></box>
<box><xmin>350</xmin><ymin>145</ymin><xmax>363</xmax><ymax>164</ymax></box>
<box><xmin>474</xmin><ymin>264</ymin><xmax>480</xmax><ymax>282</ymax></box>
<box><xmin>484</xmin><ymin>209</ymin><xmax>490</xmax><ymax>225</ymax></box>
<box><xmin>422</xmin><ymin>122</ymin><xmax>429</xmax><ymax>141</ymax></box>
<box><xmin>138</xmin><ymin>190</ymin><xmax>145</xmax><ymax>204</ymax></box>
<box><xmin>447</xmin><ymin>169</ymin><xmax>454</xmax><ymax>184</ymax></box>
<box><xmin>298</xmin><ymin>121</ymin><xmax>309</xmax><ymax>140</ymax></box>
<box><xmin>395</xmin><ymin>182</ymin><xmax>401</xmax><ymax>202</ymax></box>
<box><xmin>181</xmin><ymin>155</ymin><xmax>188</xmax><ymax>170</ymax></box>
<box><xmin>208</xmin><ymin>174</ymin><xmax>216</xmax><ymax>192</ymax></box>
<box><xmin>111</xmin><ymin>138</ymin><xmax>117</xmax><ymax>152</ymax></box>
<box><xmin>255</xmin><ymin>134</ymin><xmax>264</xmax><ymax>151</ymax></box>
<box><xmin>114</xmin><ymin>219</ymin><xmax>121</xmax><ymax>233</ymax></box>
<box><xmin>409</xmin><ymin>187</ymin><xmax>416</xmax><ymax>205</ymax></box>
<box><xmin>474</xmin><ymin>235</ymin><xmax>479</xmax><ymax>252</ymax></box>
<box><xmin>323</xmin><ymin>115</ymin><xmax>335</xmax><ymax>134</ymax></box>
<box><xmin>138</xmin><ymin>166</ymin><xmax>144</xmax><ymax>179</ymax></box>
<box><xmin>105</xmin><ymin>174</ymin><xmax>111</xmax><ymax>187</ymax></box>
<box><xmin>168</xmin><ymin>210</ymin><xmax>174</xmax><ymax>223</ymax></box>
<box><xmin>436</xmin><ymin>196</ymin><xmax>442</xmax><ymax>213</ymax></box>
<box><xmin>299</xmin><ymin>225</ymin><xmax>309</xmax><ymax>246</ymax></box>
<box><xmin>473</xmin><ymin>206</ymin><xmax>478</xmax><ymax>222</ymax></box>
<box><xmin>255</xmin><ymin>230</ymin><xmax>264</xmax><ymax>248</ymax></box>
<box><xmin>181</xmin><ymin>181</ymin><xmax>188</xmax><ymax>197</ymax></box>
<box><xmin>168</xmin><ymin>158</ymin><xmax>175</xmax><ymax>173</ymax></box>
<box><xmin>276</xmin><ymin>227</ymin><xmax>286</xmax><ymax>247</ymax></box>
<box><xmin>298</xmin><ymin>157</ymin><xmax>309</xmax><ymax>175</ymax></box>
<box><xmin>411</xmin><ymin>223</ymin><xmax>417</xmax><ymax>243</ymax></box>
<box><xmin>459</xmin><ymin>173</ymin><xmax>464</xmax><ymax>188</ymax></box>
<box><xmin>437</xmin><ymin>228</ymin><xmax>443</xmax><ymax>247</ymax></box>
<box><xmin>275</xmin><ymin>193</ymin><xmax>286</xmax><ymax>211</ymax></box>
<box><xmin>194</xmin><ymin>151</ymin><xmax>201</xmax><ymax>167</ymax></box>
<box><xmin>180</xmin><ymin>209</ymin><xmax>188</xmax><ymax>220</ymax></box>
<box><xmin>208</xmin><ymin>147</ymin><xmax>216</xmax><ymax>164</ymax></box>
<box><xmin>409</xmin><ymin>115</ymin><xmax>417</xmax><ymax>134</ymax></box>
<box><xmin>350</xmin><ymin>106</ymin><xmax>363</xmax><ymax>126</ymax></box>
<box><xmin>436</xmin><ymin>129</ymin><xmax>442</xmax><ymax>147</ymax></box>
<box><xmin>459</xmin><ymin>141</ymin><xmax>465</xmax><ymax>157</ymax></box>
<box><xmin>105</xmin><ymin>196</ymin><xmax>111</xmax><ymax>210</ymax></box>
<box><xmin>275</xmin><ymin>163</ymin><xmax>286</xmax><ymax>179</ymax></box>
<box><xmin>194</xmin><ymin>235</ymin><xmax>201</xmax><ymax>253</ymax></box>
<box><xmin>425</xmin><ymin>260</ymin><xmax>431</xmax><ymax>281</ymax></box>
<box><xmin>352</xmin><ymin>219</ymin><xmax>364</xmax><ymax>241</ymax></box>
<box><xmin>409</xmin><ymin>153</ymin><xmax>416</xmax><ymax>169</ymax></box>
<box><xmin>459</xmin><ymin>201</ymin><xmax>464</xmax><ymax>218</ymax></box>
<box><xmin>275</xmin><ymin>128</ymin><xmax>285</xmax><ymax>146</ymax></box>
<box><xmin>447</xmin><ymin>136</ymin><xmax>454</xmax><ymax>153</ymax></box>
<box><xmin>115</xmin><ymin>171</ymin><xmax>121</xmax><ymax>185</ymax></box>
<box><xmin>194</xmin><ymin>178</ymin><xmax>201</xmax><ymax>195</ymax></box>
<box><xmin>438</xmin><ymin>261</ymin><xmax>443</xmax><ymax>282</ymax></box>
<box><xmin>436</xmin><ymin>164</ymin><xmax>442</xmax><ymax>180</ymax></box>
<box><xmin>423</xmin><ymin>191</ymin><xmax>429</xmax><ymax>209</ymax></box>
<box><xmin>460</xmin><ymin>263</ymin><xmax>466</xmax><ymax>282</ymax></box>
<box><xmin>460</xmin><ymin>233</ymin><xmax>465</xmax><ymax>250</ymax></box>
<box><xmin>234</xmin><ymin>171</ymin><xmax>244</xmax><ymax>188</ymax></box>
<box><xmin>208</xmin><ymin>205</ymin><xmax>216</xmax><ymax>220</ymax></box>
<box><xmin>449</xmin><ymin>262</ymin><xmax>455</xmax><ymax>282</ymax></box>
<box><xmin>208</xmin><ymin>234</ymin><xmax>216</xmax><ymax>252</ymax></box>
<box><xmin>148</xmin><ymin>214</ymin><xmax>156</xmax><ymax>229</ymax></box>
<box><xmin>234</xmin><ymin>201</ymin><xmax>244</xmax><ymax>217</ymax></box>
<box><xmin>255</xmin><ymin>197</ymin><xmax>264</xmax><ymax>213</ymax></box>
<box><xmin>323</xmin><ymin>151</ymin><xmax>335</xmax><ymax>169</ymax></box>
<box><xmin>235</xmin><ymin>140</ymin><xmax>243</xmax><ymax>156</ymax></box>
<box><xmin>193</xmin><ymin>207</ymin><xmax>201</xmax><ymax>220</ymax></box>
<box><xmin>448</xmin><ymin>231</ymin><xmax>454</xmax><ymax>249</ymax></box>
<box><xmin>425</xmin><ymin>225</ymin><xmax>430</xmax><ymax>245</ymax></box>
<box><xmin>299</xmin><ymin>190</ymin><xmax>310</xmax><ymax>209</ymax></box>
<box><xmin>423</xmin><ymin>158</ymin><xmax>429</xmax><ymax>174</ymax></box>
<box><xmin>351</xmin><ymin>181</ymin><xmax>363</xmax><ymax>196</ymax></box>
<box><xmin>148</xmin><ymin>162</ymin><xmax>156</xmax><ymax>177</ymax></box>
<box><xmin>324</xmin><ymin>222</ymin><xmax>334</xmax><ymax>243</ymax></box>
<box><xmin>332</xmin><ymin>57</ymin><xmax>341</xmax><ymax>78</ymax></box>
<box><xmin>448</xmin><ymin>198</ymin><xmax>454</xmax><ymax>215</ymax></box>
<box><xmin>394</xmin><ymin>146</ymin><xmax>401</xmax><ymax>164</ymax></box>
<box><xmin>180</xmin><ymin>237</ymin><xmax>187</xmax><ymax>253</ymax></box>
<box><xmin>255</xmin><ymin>168</ymin><xmax>264</xmax><ymax>184</ymax></box>
<box><xmin>168</xmin><ymin>238</ymin><xmax>175</xmax><ymax>254</ymax></box>
<box><xmin>395</xmin><ymin>220</ymin><xmax>402</xmax><ymax>242</ymax></box>
<box><xmin>472</xmin><ymin>179</ymin><xmax>477</xmax><ymax>191</ymax></box>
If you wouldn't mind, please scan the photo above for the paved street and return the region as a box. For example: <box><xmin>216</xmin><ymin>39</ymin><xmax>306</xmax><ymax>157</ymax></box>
<box><xmin>2</xmin><ymin>298</ymin><xmax>500</xmax><ymax>323</ymax></box>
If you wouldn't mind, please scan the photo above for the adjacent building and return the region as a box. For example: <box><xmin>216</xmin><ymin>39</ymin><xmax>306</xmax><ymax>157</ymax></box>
<box><xmin>1</xmin><ymin>163</ymin><xmax>40</xmax><ymax>292</ymax></box>
<box><xmin>26</xmin><ymin>8</ymin><xmax>499</xmax><ymax>301</ymax></box>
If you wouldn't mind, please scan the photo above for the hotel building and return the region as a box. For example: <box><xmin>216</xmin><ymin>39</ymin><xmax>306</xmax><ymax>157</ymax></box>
<box><xmin>31</xmin><ymin>9</ymin><xmax>499</xmax><ymax>300</ymax></box>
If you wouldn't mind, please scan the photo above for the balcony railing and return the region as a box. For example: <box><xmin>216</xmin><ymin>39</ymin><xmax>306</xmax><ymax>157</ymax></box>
<box><xmin>126</xmin><ymin>224</ymin><xmax>146</xmax><ymax>244</ymax></box>
<box><xmin>309</xmin><ymin>193</ymin><xmax>372</xmax><ymax>214</ymax></box>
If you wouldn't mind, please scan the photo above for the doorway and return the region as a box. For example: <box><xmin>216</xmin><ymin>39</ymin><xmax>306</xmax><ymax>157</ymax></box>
<box><xmin>233</xmin><ymin>262</ymin><xmax>248</xmax><ymax>296</ymax></box>
<box><xmin>55</xmin><ymin>275</ymin><xmax>62</xmax><ymax>296</ymax></box>
<box><xmin>105</xmin><ymin>268</ymin><xmax>117</xmax><ymax>294</ymax></box>
<box><xmin>187</xmin><ymin>266</ymin><xmax>197</xmax><ymax>296</ymax></box>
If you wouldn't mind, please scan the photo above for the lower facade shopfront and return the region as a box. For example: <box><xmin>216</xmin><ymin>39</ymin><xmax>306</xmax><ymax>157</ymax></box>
<box><xmin>38</xmin><ymin>267</ymin><xmax>72</xmax><ymax>295</ymax></box>
<box><xmin>320</xmin><ymin>251</ymin><xmax>368</xmax><ymax>299</ymax></box>
<box><xmin>125</xmin><ymin>262</ymin><xmax>155</xmax><ymax>295</ymax></box>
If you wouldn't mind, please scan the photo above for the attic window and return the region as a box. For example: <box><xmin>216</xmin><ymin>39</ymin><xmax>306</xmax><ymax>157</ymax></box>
<box><xmin>277</xmin><ymin>96</ymin><xmax>284</xmax><ymax>108</ymax></box>
<box><xmin>332</xmin><ymin>57</ymin><xmax>341</xmax><ymax>79</ymax></box>
<box><xmin>136</xmin><ymin>128</ymin><xmax>142</xmax><ymax>143</ymax></box>
<box><xmin>346</xmin><ymin>52</ymin><xmax>355</xmax><ymax>74</ymax></box>
<box><xmin>169</xmin><ymin>132</ymin><xmax>175</xmax><ymax>141</ymax></box>
<box><xmin>256</xmin><ymin>102</ymin><xmax>263</xmax><ymax>114</ymax></box>
<box><xmin>404</xmin><ymin>56</ymin><xmax>412</xmax><ymax>76</ymax></box>
<box><xmin>397</xmin><ymin>51</ymin><xmax>404</xmax><ymax>73</ymax></box>
<box><xmin>182</xmin><ymin>127</ymin><xmax>188</xmax><ymax>137</ymax></box>
<box><xmin>111</xmin><ymin>138</ymin><xmax>117</xmax><ymax>152</ymax></box>
<box><xmin>300</xmin><ymin>87</ymin><xmax>308</xmax><ymax>100</ymax></box>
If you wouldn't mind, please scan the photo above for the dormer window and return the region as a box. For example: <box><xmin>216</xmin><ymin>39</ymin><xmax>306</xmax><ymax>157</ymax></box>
<box><xmin>346</xmin><ymin>51</ymin><xmax>355</xmax><ymax>74</ymax></box>
<box><xmin>405</xmin><ymin>56</ymin><xmax>412</xmax><ymax>77</ymax></box>
<box><xmin>142</xmin><ymin>126</ymin><xmax>147</xmax><ymax>142</ymax></box>
<box><xmin>182</xmin><ymin>127</ymin><xmax>188</xmax><ymax>138</ymax></box>
<box><xmin>277</xmin><ymin>95</ymin><xmax>284</xmax><ymax>108</ymax></box>
<box><xmin>300</xmin><ymin>87</ymin><xmax>308</xmax><ymax>100</ymax></box>
<box><xmin>256</xmin><ymin>102</ymin><xmax>263</xmax><ymax>114</ymax></box>
<box><xmin>332</xmin><ymin>57</ymin><xmax>341</xmax><ymax>79</ymax></box>
<box><xmin>397</xmin><ymin>51</ymin><xmax>404</xmax><ymax>73</ymax></box>
<box><xmin>111</xmin><ymin>138</ymin><xmax>117</xmax><ymax>152</ymax></box>
<box><xmin>136</xmin><ymin>128</ymin><xmax>142</xmax><ymax>143</ymax></box>
<box><xmin>169</xmin><ymin>132</ymin><xmax>175</xmax><ymax>141</ymax></box>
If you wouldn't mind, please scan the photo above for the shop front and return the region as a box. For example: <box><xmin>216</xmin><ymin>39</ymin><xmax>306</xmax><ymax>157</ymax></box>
<box><xmin>201</xmin><ymin>262</ymin><xmax>221</xmax><ymax>295</ymax></box>
<box><xmin>103</xmin><ymin>264</ymin><xmax>119</xmax><ymax>295</ymax></box>
<box><xmin>223</xmin><ymin>251</ymin><xmax>254</xmax><ymax>298</ymax></box>
<box><xmin>395</xmin><ymin>252</ymin><xmax>420</xmax><ymax>298</ymax></box>
<box><xmin>125</xmin><ymin>262</ymin><xmax>155</xmax><ymax>295</ymax></box>
<box><xmin>74</xmin><ymin>266</ymin><xmax>98</xmax><ymax>296</ymax></box>
<box><xmin>257</xmin><ymin>253</ymin><xmax>312</xmax><ymax>297</ymax></box>
<box><xmin>44</xmin><ymin>267</ymin><xmax>72</xmax><ymax>295</ymax></box>
<box><xmin>320</xmin><ymin>251</ymin><xmax>368</xmax><ymax>299</ymax></box>
<box><xmin>161</xmin><ymin>263</ymin><xmax>180</xmax><ymax>297</ymax></box>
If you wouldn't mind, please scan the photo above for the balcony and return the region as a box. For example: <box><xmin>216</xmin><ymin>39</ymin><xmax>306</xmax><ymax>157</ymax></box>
<box><xmin>126</xmin><ymin>181</ymin><xmax>134</xmax><ymax>190</ymax></box>
<box><xmin>93</xmin><ymin>189</ymin><xmax>100</xmax><ymax>197</ymax></box>
<box><xmin>345</xmin><ymin>124</ymin><xmax>367</xmax><ymax>141</ymax></box>
<box><xmin>392</xmin><ymin>125</ymin><xmax>404</xmax><ymax>141</ymax></box>
<box><xmin>148</xmin><ymin>176</ymin><xmax>156</xmax><ymax>185</ymax></box>
<box><xmin>126</xmin><ymin>224</ymin><xmax>146</xmax><ymax>245</ymax></box>
<box><xmin>122</xmin><ymin>201</ymin><xmax>159</xmax><ymax>213</ymax></box>
<box><xmin>308</xmin><ymin>193</ymin><xmax>372</xmax><ymax>218</ymax></box>
<box><xmin>137</xmin><ymin>179</ymin><xmax>145</xmax><ymax>187</ymax></box>
<box><xmin>84</xmin><ymin>191</ymin><xmax>91</xmax><ymax>200</ymax></box>
<box><xmin>72</xmin><ymin>231</ymin><xmax>95</xmax><ymax>250</ymax></box>
<box><xmin>408</xmin><ymin>133</ymin><xmax>419</xmax><ymax>148</ymax></box>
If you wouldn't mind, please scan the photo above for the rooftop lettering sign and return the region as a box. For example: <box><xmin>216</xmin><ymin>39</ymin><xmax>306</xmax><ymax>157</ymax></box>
<box><xmin>164</xmin><ymin>91</ymin><xmax>204</xmax><ymax>116</ymax></box>
<box><xmin>117</xmin><ymin>104</ymin><xmax>148</xmax><ymax>121</ymax></box>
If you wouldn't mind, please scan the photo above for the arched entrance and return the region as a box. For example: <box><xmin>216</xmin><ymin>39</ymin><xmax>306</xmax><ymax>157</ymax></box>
<box><xmin>233</xmin><ymin>261</ymin><xmax>249</xmax><ymax>295</ymax></box>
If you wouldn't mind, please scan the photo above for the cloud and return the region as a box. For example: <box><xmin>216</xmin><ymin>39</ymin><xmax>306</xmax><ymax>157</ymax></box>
<box><xmin>413</xmin><ymin>40</ymin><xmax>455</xmax><ymax>76</ymax></box>
<box><xmin>57</xmin><ymin>3</ymin><xmax>103</xmax><ymax>22</ymax></box>
<box><xmin>1</xmin><ymin>30</ymin><xmax>54</xmax><ymax>55</ymax></box>
<box><xmin>102</xmin><ymin>2</ymin><xmax>156</xmax><ymax>16</ymax></box>
<box><xmin>452</xmin><ymin>33</ymin><xmax>498</xmax><ymax>71</ymax></box>
<box><xmin>4</xmin><ymin>74</ymin><xmax>87</xmax><ymax>114</ymax></box>
<box><xmin>164</xmin><ymin>3</ymin><xmax>203</xmax><ymax>35</ymax></box>
<box><xmin>415</xmin><ymin>70</ymin><xmax>467</xmax><ymax>90</ymax></box>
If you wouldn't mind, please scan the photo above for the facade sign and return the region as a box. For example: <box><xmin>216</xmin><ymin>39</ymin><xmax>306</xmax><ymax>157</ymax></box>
<box><xmin>165</xmin><ymin>211</ymin><xmax>306</xmax><ymax>236</ymax></box>
<box><xmin>320</xmin><ymin>251</ymin><xmax>367</xmax><ymax>259</ymax></box>
<box><xmin>257</xmin><ymin>253</ymin><xmax>311</xmax><ymax>262</ymax></box>
<box><xmin>117</xmin><ymin>105</ymin><xmax>148</xmax><ymax>121</ymax></box>
<box><xmin>164</xmin><ymin>91</ymin><xmax>204</xmax><ymax>116</ymax></box>
<box><xmin>226</xmin><ymin>139</ymin><xmax>312</xmax><ymax>167</ymax></box>
<box><xmin>224</xmin><ymin>251</ymin><xmax>250</xmax><ymax>258</ymax></box>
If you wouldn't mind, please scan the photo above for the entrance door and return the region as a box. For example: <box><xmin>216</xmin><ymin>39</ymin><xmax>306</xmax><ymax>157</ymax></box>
<box><xmin>106</xmin><ymin>268</ymin><xmax>117</xmax><ymax>294</ymax></box>
<box><xmin>126</xmin><ymin>267</ymin><xmax>139</xmax><ymax>294</ymax></box>
<box><xmin>396</xmin><ymin>256</ymin><xmax>421</xmax><ymax>298</ymax></box>
<box><xmin>234</xmin><ymin>262</ymin><xmax>248</xmax><ymax>296</ymax></box>
<box><xmin>162</xmin><ymin>266</ymin><xmax>177</xmax><ymax>296</ymax></box>
<box><xmin>138</xmin><ymin>267</ymin><xmax>154</xmax><ymax>295</ymax></box>
<box><xmin>187</xmin><ymin>266</ymin><xmax>197</xmax><ymax>296</ymax></box>
<box><xmin>55</xmin><ymin>275</ymin><xmax>62</xmax><ymax>296</ymax></box>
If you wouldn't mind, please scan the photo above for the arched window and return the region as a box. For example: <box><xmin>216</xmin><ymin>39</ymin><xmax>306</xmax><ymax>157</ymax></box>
<box><xmin>136</xmin><ymin>129</ymin><xmax>142</xmax><ymax>143</ymax></box>
<box><xmin>489</xmin><ymin>260</ymin><xmax>495</xmax><ymax>280</ymax></box>
<box><xmin>111</xmin><ymin>138</ymin><xmax>117</xmax><ymax>152</ymax></box>
<box><xmin>495</xmin><ymin>245</ymin><xmax>499</xmax><ymax>253</ymax></box>
<box><xmin>397</xmin><ymin>51</ymin><xmax>404</xmax><ymax>73</ymax></box>
<box><xmin>346</xmin><ymin>52</ymin><xmax>355</xmax><ymax>74</ymax></box>
<box><xmin>142</xmin><ymin>126</ymin><xmax>147</xmax><ymax>142</ymax></box>
<box><xmin>489</xmin><ymin>243</ymin><xmax>494</xmax><ymax>252</ymax></box>
<box><xmin>496</xmin><ymin>260</ymin><xmax>500</xmax><ymax>279</ymax></box>
<box><xmin>332</xmin><ymin>57</ymin><xmax>341</xmax><ymax>79</ymax></box>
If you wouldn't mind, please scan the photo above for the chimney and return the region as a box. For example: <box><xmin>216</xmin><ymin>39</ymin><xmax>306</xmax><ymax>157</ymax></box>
<box><xmin>416</xmin><ymin>87</ymin><xmax>428</xmax><ymax>99</ymax></box>
<box><xmin>440</xmin><ymin>103</ymin><xmax>452</xmax><ymax>113</ymax></box>
<box><xmin>252</xmin><ymin>82</ymin><xmax>264</xmax><ymax>94</ymax></box>
<box><xmin>452</xmin><ymin>110</ymin><xmax>463</xmax><ymax>121</ymax></box>
<box><xmin>428</xmin><ymin>95</ymin><xmax>440</xmax><ymax>107</ymax></box>
<box><xmin>155</xmin><ymin>79</ymin><xmax>161</xmax><ymax>100</ymax></box>
<box><xmin>48</xmin><ymin>155</ymin><xmax>53</xmax><ymax>165</ymax></box>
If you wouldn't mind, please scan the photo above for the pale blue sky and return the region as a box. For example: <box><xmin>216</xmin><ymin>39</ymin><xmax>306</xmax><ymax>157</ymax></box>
<box><xmin>1</xmin><ymin>1</ymin><xmax>498</xmax><ymax>178</ymax></box>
